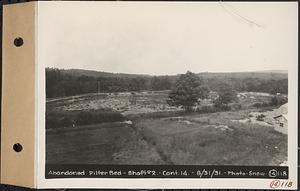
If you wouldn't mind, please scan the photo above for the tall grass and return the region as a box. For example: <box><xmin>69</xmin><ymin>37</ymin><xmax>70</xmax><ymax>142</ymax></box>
<box><xmin>135</xmin><ymin>113</ymin><xmax>287</xmax><ymax>165</ymax></box>
<box><xmin>46</xmin><ymin>109</ymin><xmax>125</xmax><ymax>129</ymax></box>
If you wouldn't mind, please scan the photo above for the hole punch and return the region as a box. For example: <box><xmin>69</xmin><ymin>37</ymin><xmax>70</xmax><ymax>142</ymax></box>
<box><xmin>14</xmin><ymin>37</ymin><xmax>24</xmax><ymax>47</ymax></box>
<box><xmin>13</xmin><ymin>143</ymin><xmax>23</xmax><ymax>152</ymax></box>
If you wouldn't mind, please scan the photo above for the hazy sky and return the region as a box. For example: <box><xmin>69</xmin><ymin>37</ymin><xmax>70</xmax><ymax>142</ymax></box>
<box><xmin>39</xmin><ymin>2</ymin><xmax>297</xmax><ymax>75</ymax></box>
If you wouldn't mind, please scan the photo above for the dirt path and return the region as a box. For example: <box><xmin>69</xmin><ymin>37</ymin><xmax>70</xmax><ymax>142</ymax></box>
<box><xmin>130</xmin><ymin>121</ymin><xmax>174</xmax><ymax>165</ymax></box>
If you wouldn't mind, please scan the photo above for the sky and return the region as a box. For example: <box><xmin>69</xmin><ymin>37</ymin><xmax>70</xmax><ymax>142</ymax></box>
<box><xmin>38</xmin><ymin>2</ymin><xmax>297</xmax><ymax>75</ymax></box>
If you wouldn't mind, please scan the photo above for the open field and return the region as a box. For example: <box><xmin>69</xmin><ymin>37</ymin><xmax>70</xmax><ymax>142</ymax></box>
<box><xmin>46</xmin><ymin>90</ymin><xmax>277</xmax><ymax>116</ymax></box>
<box><xmin>46</xmin><ymin>91</ymin><xmax>287</xmax><ymax>165</ymax></box>
<box><xmin>47</xmin><ymin>91</ymin><xmax>180</xmax><ymax>116</ymax></box>
<box><xmin>134</xmin><ymin>111</ymin><xmax>287</xmax><ymax>165</ymax></box>
<box><xmin>46</xmin><ymin>121</ymin><xmax>165</xmax><ymax>164</ymax></box>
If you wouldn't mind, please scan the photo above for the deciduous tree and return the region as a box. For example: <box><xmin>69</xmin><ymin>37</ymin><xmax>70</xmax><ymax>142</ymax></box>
<box><xmin>167</xmin><ymin>71</ymin><xmax>209</xmax><ymax>111</ymax></box>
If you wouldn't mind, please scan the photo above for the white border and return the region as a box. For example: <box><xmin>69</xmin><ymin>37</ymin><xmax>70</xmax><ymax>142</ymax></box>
<box><xmin>36</xmin><ymin>1</ymin><xmax>298</xmax><ymax>189</ymax></box>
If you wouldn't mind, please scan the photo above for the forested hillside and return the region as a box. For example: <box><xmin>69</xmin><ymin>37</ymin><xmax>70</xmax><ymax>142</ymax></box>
<box><xmin>46</xmin><ymin>68</ymin><xmax>288</xmax><ymax>98</ymax></box>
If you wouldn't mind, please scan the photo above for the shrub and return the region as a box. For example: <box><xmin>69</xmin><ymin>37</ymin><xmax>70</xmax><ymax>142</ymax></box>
<box><xmin>230</xmin><ymin>103</ymin><xmax>242</xmax><ymax>111</ymax></box>
<box><xmin>46</xmin><ymin>109</ymin><xmax>125</xmax><ymax>129</ymax></box>
<box><xmin>271</xmin><ymin>96</ymin><xmax>288</xmax><ymax>106</ymax></box>
<box><xmin>256</xmin><ymin>114</ymin><xmax>265</xmax><ymax>121</ymax></box>
<box><xmin>196</xmin><ymin>105</ymin><xmax>217</xmax><ymax>114</ymax></box>
<box><xmin>197</xmin><ymin>104</ymin><xmax>232</xmax><ymax>114</ymax></box>
<box><xmin>253</xmin><ymin>102</ymin><xmax>270</xmax><ymax>108</ymax></box>
<box><xmin>76</xmin><ymin>110</ymin><xmax>125</xmax><ymax>125</ymax></box>
<box><xmin>215</xmin><ymin>104</ymin><xmax>231</xmax><ymax>111</ymax></box>
<box><xmin>127</xmin><ymin>110</ymin><xmax>184</xmax><ymax>120</ymax></box>
<box><xmin>253</xmin><ymin>96</ymin><xmax>287</xmax><ymax>108</ymax></box>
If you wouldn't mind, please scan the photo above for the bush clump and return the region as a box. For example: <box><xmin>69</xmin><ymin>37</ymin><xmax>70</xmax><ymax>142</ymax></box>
<box><xmin>196</xmin><ymin>105</ymin><xmax>217</xmax><ymax>114</ymax></box>
<box><xmin>253</xmin><ymin>96</ymin><xmax>287</xmax><ymax>108</ymax></box>
<box><xmin>46</xmin><ymin>109</ymin><xmax>125</xmax><ymax>129</ymax></box>
<box><xmin>256</xmin><ymin>114</ymin><xmax>265</xmax><ymax>121</ymax></box>
<box><xmin>253</xmin><ymin>102</ymin><xmax>270</xmax><ymax>108</ymax></box>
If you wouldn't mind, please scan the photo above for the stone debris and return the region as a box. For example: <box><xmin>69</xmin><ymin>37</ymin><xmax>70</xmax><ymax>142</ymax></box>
<box><xmin>280</xmin><ymin>160</ymin><xmax>288</xmax><ymax>166</ymax></box>
<box><xmin>181</xmin><ymin>120</ymin><xmax>192</xmax><ymax>125</ymax></box>
<box><xmin>123</xmin><ymin>120</ymin><xmax>133</xmax><ymax>125</ymax></box>
<box><xmin>231</xmin><ymin>103</ymin><xmax>288</xmax><ymax>130</ymax></box>
<box><xmin>214</xmin><ymin>125</ymin><xmax>233</xmax><ymax>131</ymax></box>
<box><xmin>231</xmin><ymin>118</ymin><xmax>251</xmax><ymax>123</ymax></box>
<box><xmin>238</xmin><ymin>92</ymin><xmax>273</xmax><ymax>98</ymax></box>
<box><xmin>53</xmin><ymin>91</ymin><xmax>181</xmax><ymax>115</ymax></box>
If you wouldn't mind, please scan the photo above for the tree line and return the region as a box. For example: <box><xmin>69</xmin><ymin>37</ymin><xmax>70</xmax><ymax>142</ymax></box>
<box><xmin>46</xmin><ymin>68</ymin><xmax>288</xmax><ymax>98</ymax></box>
<box><xmin>46</xmin><ymin>68</ymin><xmax>172</xmax><ymax>98</ymax></box>
<box><xmin>168</xmin><ymin>71</ymin><xmax>287</xmax><ymax>112</ymax></box>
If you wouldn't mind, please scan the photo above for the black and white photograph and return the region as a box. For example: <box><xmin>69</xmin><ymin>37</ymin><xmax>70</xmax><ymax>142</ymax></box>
<box><xmin>43</xmin><ymin>2</ymin><xmax>295</xmax><ymax>168</ymax></box>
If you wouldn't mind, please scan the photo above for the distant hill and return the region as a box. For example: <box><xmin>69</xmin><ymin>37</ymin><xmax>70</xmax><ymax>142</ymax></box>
<box><xmin>46</xmin><ymin>68</ymin><xmax>288</xmax><ymax>98</ymax></box>
<box><xmin>198</xmin><ymin>71</ymin><xmax>287</xmax><ymax>80</ymax></box>
<box><xmin>256</xmin><ymin>70</ymin><xmax>288</xmax><ymax>74</ymax></box>
<box><xmin>60</xmin><ymin>69</ymin><xmax>151</xmax><ymax>78</ymax></box>
<box><xmin>58</xmin><ymin>68</ymin><xmax>288</xmax><ymax>80</ymax></box>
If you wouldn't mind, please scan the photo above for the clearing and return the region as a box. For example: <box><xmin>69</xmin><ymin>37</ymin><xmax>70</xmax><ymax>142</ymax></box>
<box><xmin>46</xmin><ymin>91</ymin><xmax>287</xmax><ymax>165</ymax></box>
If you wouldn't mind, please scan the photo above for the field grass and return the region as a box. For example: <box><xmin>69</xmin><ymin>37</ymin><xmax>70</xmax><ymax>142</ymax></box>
<box><xmin>46</xmin><ymin>91</ymin><xmax>287</xmax><ymax>165</ymax></box>
<box><xmin>46</xmin><ymin>122</ymin><xmax>165</xmax><ymax>164</ymax></box>
<box><xmin>134</xmin><ymin>110</ymin><xmax>287</xmax><ymax>165</ymax></box>
<box><xmin>46</xmin><ymin>109</ymin><xmax>125</xmax><ymax>129</ymax></box>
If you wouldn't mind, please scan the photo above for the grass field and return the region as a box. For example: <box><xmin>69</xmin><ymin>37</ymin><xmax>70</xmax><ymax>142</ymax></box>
<box><xmin>46</xmin><ymin>91</ymin><xmax>287</xmax><ymax>165</ymax></box>
<box><xmin>134</xmin><ymin>111</ymin><xmax>287</xmax><ymax>165</ymax></box>
<box><xmin>46</xmin><ymin>122</ymin><xmax>165</xmax><ymax>164</ymax></box>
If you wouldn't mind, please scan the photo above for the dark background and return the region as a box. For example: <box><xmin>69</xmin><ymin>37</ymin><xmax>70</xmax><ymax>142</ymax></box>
<box><xmin>0</xmin><ymin>0</ymin><xmax>298</xmax><ymax>190</ymax></box>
